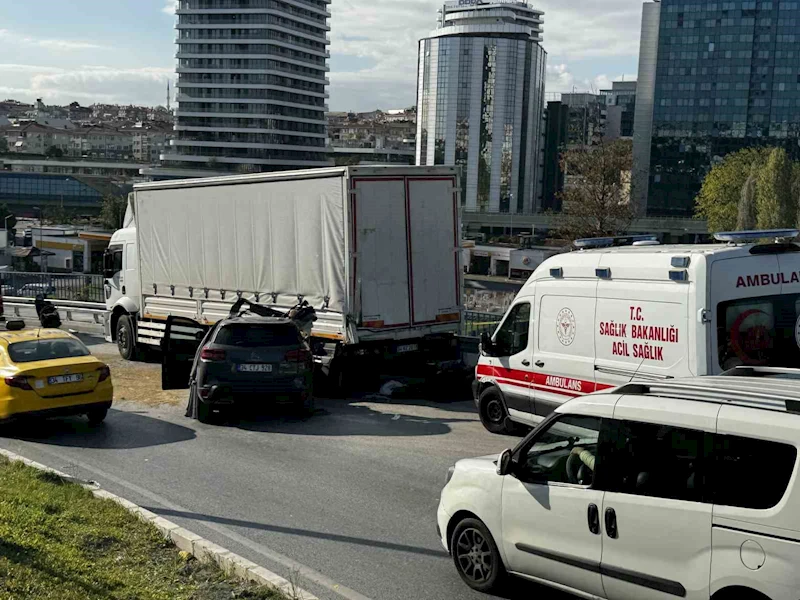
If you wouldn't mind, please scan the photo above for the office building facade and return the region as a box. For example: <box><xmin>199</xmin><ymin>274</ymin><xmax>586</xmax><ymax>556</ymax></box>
<box><xmin>602</xmin><ymin>81</ymin><xmax>637</xmax><ymax>140</ymax></box>
<box><xmin>165</xmin><ymin>0</ymin><xmax>332</xmax><ymax>173</ymax></box>
<box><xmin>416</xmin><ymin>1</ymin><xmax>547</xmax><ymax>213</ymax></box>
<box><xmin>634</xmin><ymin>0</ymin><xmax>800</xmax><ymax>216</ymax></box>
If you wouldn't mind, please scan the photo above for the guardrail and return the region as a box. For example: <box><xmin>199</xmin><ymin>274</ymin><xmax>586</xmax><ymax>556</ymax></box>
<box><xmin>2</xmin><ymin>297</ymin><xmax>106</xmax><ymax>327</ymax></box>
<box><xmin>463</xmin><ymin>310</ymin><xmax>503</xmax><ymax>338</ymax></box>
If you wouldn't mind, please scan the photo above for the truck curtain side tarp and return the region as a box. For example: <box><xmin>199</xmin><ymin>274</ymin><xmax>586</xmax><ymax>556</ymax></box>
<box><xmin>135</xmin><ymin>174</ymin><xmax>347</xmax><ymax>313</ymax></box>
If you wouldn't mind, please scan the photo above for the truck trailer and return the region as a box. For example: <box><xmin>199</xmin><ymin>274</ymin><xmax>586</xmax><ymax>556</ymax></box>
<box><xmin>103</xmin><ymin>166</ymin><xmax>464</xmax><ymax>388</ymax></box>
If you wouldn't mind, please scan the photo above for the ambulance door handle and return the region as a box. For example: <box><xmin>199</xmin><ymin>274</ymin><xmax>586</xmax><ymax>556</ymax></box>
<box><xmin>522</xmin><ymin>360</ymin><xmax>531</xmax><ymax>366</ymax></box>
<box><xmin>535</xmin><ymin>361</ymin><xmax>545</xmax><ymax>368</ymax></box>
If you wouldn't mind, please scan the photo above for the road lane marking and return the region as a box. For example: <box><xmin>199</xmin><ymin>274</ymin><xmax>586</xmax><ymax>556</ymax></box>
<box><xmin>11</xmin><ymin>442</ymin><xmax>376</xmax><ymax>600</ymax></box>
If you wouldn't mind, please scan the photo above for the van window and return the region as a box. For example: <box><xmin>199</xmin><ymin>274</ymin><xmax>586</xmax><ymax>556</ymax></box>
<box><xmin>494</xmin><ymin>302</ymin><xmax>531</xmax><ymax>356</ymax></box>
<box><xmin>718</xmin><ymin>294</ymin><xmax>800</xmax><ymax>369</ymax></box>
<box><xmin>713</xmin><ymin>435</ymin><xmax>797</xmax><ymax>509</ymax></box>
<box><xmin>518</xmin><ymin>415</ymin><xmax>603</xmax><ymax>486</ymax></box>
<box><xmin>602</xmin><ymin>420</ymin><xmax>710</xmax><ymax>503</ymax></box>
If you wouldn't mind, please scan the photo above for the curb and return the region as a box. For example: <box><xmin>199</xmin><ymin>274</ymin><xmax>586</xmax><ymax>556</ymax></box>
<box><xmin>0</xmin><ymin>448</ymin><xmax>318</xmax><ymax>600</ymax></box>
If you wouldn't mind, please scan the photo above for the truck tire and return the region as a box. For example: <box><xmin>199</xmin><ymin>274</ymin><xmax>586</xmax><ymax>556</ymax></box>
<box><xmin>116</xmin><ymin>315</ymin><xmax>138</xmax><ymax>361</ymax></box>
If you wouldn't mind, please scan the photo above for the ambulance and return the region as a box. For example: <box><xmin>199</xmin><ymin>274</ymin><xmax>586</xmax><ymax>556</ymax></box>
<box><xmin>475</xmin><ymin>229</ymin><xmax>800</xmax><ymax>434</ymax></box>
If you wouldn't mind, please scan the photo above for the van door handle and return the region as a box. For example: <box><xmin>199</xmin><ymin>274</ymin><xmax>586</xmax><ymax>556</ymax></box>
<box><xmin>535</xmin><ymin>361</ymin><xmax>545</xmax><ymax>368</ymax></box>
<box><xmin>521</xmin><ymin>360</ymin><xmax>531</xmax><ymax>366</ymax></box>
<box><xmin>605</xmin><ymin>508</ymin><xmax>618</xmax><ymax>539</ymax></box>
<box><xmin>587</xmin><ymin>504</ymin><xmax>600</xmax><ymax>535</ymax></box>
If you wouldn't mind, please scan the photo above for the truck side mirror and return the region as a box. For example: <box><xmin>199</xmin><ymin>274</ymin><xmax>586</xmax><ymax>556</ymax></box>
<box><xmin>480</xmin><ymin>332</ymin><xmax>494</xmax><ymax>356</ymax></box>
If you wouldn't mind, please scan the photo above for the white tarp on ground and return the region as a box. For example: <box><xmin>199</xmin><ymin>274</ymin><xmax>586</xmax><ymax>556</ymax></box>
<box><xmin>135</xmin><ymin>174</ymin><xmax>347</xmax><ymax>313</ymax></box>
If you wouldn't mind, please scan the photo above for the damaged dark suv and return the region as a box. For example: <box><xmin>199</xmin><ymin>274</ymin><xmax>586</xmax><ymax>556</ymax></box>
<box><xmin>161</xmin><ymin>301</ymin><xmax>316</xmax><ymax>424</ymax></box>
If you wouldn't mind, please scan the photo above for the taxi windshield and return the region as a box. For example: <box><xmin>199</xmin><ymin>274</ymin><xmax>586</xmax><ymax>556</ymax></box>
<box><xmin>717</xmin><ymin>293</ymin><xmax>800</xmax><ymax>369</ymax></box>
<box><xmin>8</xmin><ymin>338</ymin><xmax>91</xmax><ymax>363</ymax></box>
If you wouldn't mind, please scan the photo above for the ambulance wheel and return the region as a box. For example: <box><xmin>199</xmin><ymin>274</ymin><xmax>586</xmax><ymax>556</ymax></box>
<box><xmin>478</xmin><ymin>387</ymin><xmax>516</xmax><ymax>435</ymax></box>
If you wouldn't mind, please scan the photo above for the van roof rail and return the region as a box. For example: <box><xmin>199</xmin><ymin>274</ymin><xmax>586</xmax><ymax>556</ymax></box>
<box><xmin>714</xmin><ymin>229</ymin><xmax>799</xmax><ymax>243</ymax></box>
<box><xmin>612</xmin><ymin>377</ymin><xmax>800</xmax><ymax>415</ymax></box>
<box><xmin>573</xmin><ymin>234</ymin><xmax>658</xmax><ymax>250</ymax></box>
<box><xmin>720</xmin><ymin>366</ymin><xmax>800</xmax><ymax>379</ymax></box>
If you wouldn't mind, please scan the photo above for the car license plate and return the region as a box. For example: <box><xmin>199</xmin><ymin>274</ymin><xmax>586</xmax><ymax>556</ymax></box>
<box><xmin>397</xmin><ymin>344</ymin><xmax>419</xmax><ymax>354</ymax></box>
<box><xmin>237</xmin><ymin>364</ymin><xmax>273</xmax><ymax>373</ymax></box>
<box><xmin>47</xmin><ymin>374</ymin><xmax>83</xmax><ymax>385</ymax></box>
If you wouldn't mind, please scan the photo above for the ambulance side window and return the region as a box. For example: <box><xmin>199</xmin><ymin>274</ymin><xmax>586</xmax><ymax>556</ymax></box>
<box><xmin>495</xmin><ymin>303</ymin><xmax>531</xmax><ymax>357</ymax></box>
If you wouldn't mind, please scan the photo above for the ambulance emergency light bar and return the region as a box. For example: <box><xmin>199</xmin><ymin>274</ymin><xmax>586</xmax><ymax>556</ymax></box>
<box><xmin>714</xmin><ymin>229</ymin><xmax>800</xmax><ymax>243</ymax></box>
<box><xmin>574</xmin><ymin>234</ymin><xmax>658</xmax><ymax>250</ymax></box>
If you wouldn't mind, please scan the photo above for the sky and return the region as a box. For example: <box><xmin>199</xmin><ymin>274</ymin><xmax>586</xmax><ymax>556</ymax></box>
<box><xmin>0</xmin><ymin>0</ymin><xmax>643</xmax><ymax>112</ymax></box>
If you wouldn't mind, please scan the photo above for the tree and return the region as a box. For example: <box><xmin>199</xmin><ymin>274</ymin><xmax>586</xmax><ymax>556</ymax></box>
<box><xmin>557</xmin><ymin>139</ymin><xmax>635</xmax><ymax>239</ymax></box>
<box><xmin>44</xmin><ymin>145</ymin><xmax>64</xmax><ymax>159</ymax></box>
<box><xmin>756</xmin><ymin>147</ymin><xmax>795</xmax><ymax>230</ymax></box>
<box><xmin>695</xmin><ymin>147</ymin><xmax>770</xmax><ymax>232</ymax></box>
<box><xmin>737</xmin><ymin>164</ymin><xmax>758</xmax><ymax>231</ymax></box>
<box><xmin>100</xmin><ymin>195</ymin><xmax>127</xmax><ymax>230</ymax></box>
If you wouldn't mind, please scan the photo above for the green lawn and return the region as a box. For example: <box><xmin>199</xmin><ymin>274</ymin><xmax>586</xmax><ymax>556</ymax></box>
<box><xmin>0</xmin><ymin>457</ymin><xmax>286</xmax><ymax>600</ymax></box>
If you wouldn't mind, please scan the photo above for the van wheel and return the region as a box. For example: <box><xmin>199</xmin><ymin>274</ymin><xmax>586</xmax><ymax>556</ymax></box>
<box><xmin>116</xmin><ymin>315</ymin><xmax>137</xmax><ymax>361</ymax></box>
<box><xmin>451</xmin><ymin>517</ymin><xmax>506</xmax><ymax>594</ymax></box>
<box><xmin>478</xmin><ymin>387</ymin><xmax>517</xmax><ymax>435</ymax></box>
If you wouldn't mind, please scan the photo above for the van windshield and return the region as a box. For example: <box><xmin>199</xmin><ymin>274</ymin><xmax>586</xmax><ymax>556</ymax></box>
<box><xmin>717</xmin><ymin>293</ymin><xmax>800</xmax><ymax>369</ymax></box>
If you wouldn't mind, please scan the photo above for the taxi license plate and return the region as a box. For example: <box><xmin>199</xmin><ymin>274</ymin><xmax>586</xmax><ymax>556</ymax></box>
<box><xmin>237</xmin><ymin>364</ymin><xmax>273</xmax><ymax>373</ymax></box>
<box><xmin>47</xmin><ymin>374</ymin><xmax>83</xmax><ymax>385</ymax></box>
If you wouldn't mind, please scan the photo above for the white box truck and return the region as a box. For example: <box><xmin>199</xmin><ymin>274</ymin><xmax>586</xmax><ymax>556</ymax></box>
<box><xmin>103</xmin><ymin>166</ymin><xmax>464</xmax><ymax>386</ymax></box>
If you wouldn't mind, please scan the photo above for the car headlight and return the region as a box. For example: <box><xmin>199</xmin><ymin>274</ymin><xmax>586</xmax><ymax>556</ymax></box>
<box><xmin>445</xmin><ymin>466</ymin><xmax>455</xmax><ymax>486</ymax></box>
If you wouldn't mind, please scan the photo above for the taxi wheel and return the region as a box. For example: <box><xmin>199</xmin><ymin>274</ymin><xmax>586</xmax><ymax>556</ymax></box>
<box><xmin>87</xmin><ymin>408</ymin><xmax>108</xmax><ymax>426</ymax></box>
<box><xmin>196</xmin><ymin>400</ymin><xmax>214</xmax><ymax>424</ymax></box>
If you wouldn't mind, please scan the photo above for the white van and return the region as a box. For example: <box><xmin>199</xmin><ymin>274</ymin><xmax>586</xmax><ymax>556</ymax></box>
<box><xmin>475</xmin><ymin>230</ymin><xmax>800</xmax><ymax>434</ymax></box>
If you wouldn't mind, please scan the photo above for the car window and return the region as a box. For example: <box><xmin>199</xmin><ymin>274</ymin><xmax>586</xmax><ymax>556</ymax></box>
<box><xmin>214</xmin><ymin>324</ymin><xmax>299</xmax><ymax>347</ymax></box>
<box><xmin>8</xmin><ymin>338</ymin><xmax>91</xmax><ymax>363</ymax></box>
<box><xmin>713</xmin><ymin>434</ymin><xmax>797</xmax><ymax>509</ymax></box>
<box><xmin>518</xmin><ymin>415</ymin><xmax>603</xmax><ymax>486</ymax></box>
<box><xmin>602</xmin><ymin>420</ymin><xmax>710</xmax><ymax>503</ymax></box>
<box><xmin>494</xmin><ymin>302</ymin><xmax>531</xmax><ymax>357</ymax></box>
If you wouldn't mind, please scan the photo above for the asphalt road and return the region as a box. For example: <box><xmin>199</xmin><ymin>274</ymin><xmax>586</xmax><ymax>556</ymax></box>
<box><xmin>0</xmin><ymin>336</ymin><xmax>567</xmax><ymax>600</ymax></box>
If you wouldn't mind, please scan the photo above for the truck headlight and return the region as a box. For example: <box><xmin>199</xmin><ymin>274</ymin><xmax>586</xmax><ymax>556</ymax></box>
<box><xmin>445</xmin><ymin>466</ymin><xmax>455</xmax><ymax>486</ymax></box>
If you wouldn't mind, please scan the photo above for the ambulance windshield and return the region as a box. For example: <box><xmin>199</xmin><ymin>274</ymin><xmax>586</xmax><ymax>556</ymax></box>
<box><xmin>717</xmin><ymin>293</ymin><xmax>800</xmax><ymax>369</ymax></box>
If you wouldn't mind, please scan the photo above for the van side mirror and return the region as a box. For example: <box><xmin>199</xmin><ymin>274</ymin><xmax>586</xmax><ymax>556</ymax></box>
<box><xmin>497</xmin><ymin>449</ymin><xmax>513</xmax><ymax>476</ymax></box>
<box><xmin>480</xmin><ymin>332</ymin><xmax>494</xmax><ymax>356</ymax></box>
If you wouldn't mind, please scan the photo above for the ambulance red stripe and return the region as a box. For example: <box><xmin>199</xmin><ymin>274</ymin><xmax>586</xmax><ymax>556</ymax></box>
<box><xmin>477</xmin><ymin>365</ymin><xmax>614</xmax><ymax>398</ymax></box>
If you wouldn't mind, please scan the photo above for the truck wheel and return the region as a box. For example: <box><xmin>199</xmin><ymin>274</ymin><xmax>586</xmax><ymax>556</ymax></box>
<box><xmin>478</xmin><ymin>387</ymin><xmax>517</xmax><ymax>436</ymax></box>
<box><xmin>116</xmin><ymin>315</ymin><xmax>137</xmax><ymax>361</ymax></box>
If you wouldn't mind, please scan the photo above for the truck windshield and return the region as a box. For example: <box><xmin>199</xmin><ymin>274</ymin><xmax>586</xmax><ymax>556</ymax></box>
<box><xmin>8</xmin><ymin>338</ymin><xmax>91</xmax><ymax>363</ymax></box>
<box><xmin>215</xmin><ymin>324</ymin><xmax>299</xmax><ymax>348</ymax></box>
<box><xmin>717</xmin><ymin>293</ymin><xmax>800</xmax><ymax>369</ymax></box>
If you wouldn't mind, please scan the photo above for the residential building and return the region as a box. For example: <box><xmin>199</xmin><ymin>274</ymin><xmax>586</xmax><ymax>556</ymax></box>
<box><xmin>602</xmin><ymin>80</ymin><xmax>637</xmax><ymax>140</ymax></box>
<box><xmin>328</xmin><ymin>111</ymin><xmax>415</xmax><ymax>165</ymax></box>
<box><xmin>416</xmin><ymin>0</ymin><xmax>547</xmax><ymax>214</ymax></box>
<box><xmin>633</xmin><ymin>0</ymin><xmax>800</xmax><ymax>217</ymax></box>
<box><xmin>165</xmin><ymin>0</ymin><xmax>332</xmax><ymax>174</ymax></box>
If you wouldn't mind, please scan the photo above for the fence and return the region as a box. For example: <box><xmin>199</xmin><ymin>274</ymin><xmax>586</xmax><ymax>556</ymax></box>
<box><xmin>0</xmin><ymin>272</ymin><xmax>106</xmax><ymax>303</ymax></box>
<box><xmin>463</xmin><ymin>310</ymin><xmax>504</xmax><ymax>338</ymax></box>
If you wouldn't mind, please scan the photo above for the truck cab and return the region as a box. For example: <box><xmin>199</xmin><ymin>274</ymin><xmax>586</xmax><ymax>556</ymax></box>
<box><xmin>103</xmin><ymin>226</ymin><xmax>140</xmax><ymax>357</ymax></box>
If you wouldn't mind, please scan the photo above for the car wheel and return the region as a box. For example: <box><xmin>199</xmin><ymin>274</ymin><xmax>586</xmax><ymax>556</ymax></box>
<box><xmin>451</xmin><ymin>518</ymin><xmax>506</xmax><ymax>594</ymax></box>
<box><xmin>116</xmin><ymin>315</ymin><xmax>137</xmax><ymax>361</ymax></box>
<box><xmin>294</xmin><ymin>393</ymin><xmax>315</xmax><ymax>416</ymax></box>
<box><xmin>478</xmin><ymin>387</ymin><xmax>517</xmax><ymax>435</ymax></box>
<box><xmin>86</xmin><ymin>407</ymin><xmax>108</xmax><ymax>426</ymax></box>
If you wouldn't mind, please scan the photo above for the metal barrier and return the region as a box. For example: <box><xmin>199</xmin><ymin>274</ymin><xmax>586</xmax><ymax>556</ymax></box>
<box><xmin>0</xmin><ymin>272</ymin><xmax>105</xmax><ymax>303</ymax></box>
<box><xmin>463</xmin><ymin>311</ymin><xmax>504</xmax><ymax>338</ymax></box>
<box><xmin>2</xmin><ymin>297</ymin><xmax>106</xmax><ymax>328</ymax></box>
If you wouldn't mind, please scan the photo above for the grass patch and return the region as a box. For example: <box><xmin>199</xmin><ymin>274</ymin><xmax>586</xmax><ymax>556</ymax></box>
<box><xmin>0</xmin><ymin>457</ymin><xmax>287</xmax><ymax>600</ymax></box>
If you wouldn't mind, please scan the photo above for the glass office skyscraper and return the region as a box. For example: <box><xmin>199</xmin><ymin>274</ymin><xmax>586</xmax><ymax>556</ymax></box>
<box><xmin>634</xmin><ymin>0</ymin><xmax>800</xmax><ymax>216</ymax></box>
<box><xmin>416</xmin><ymin>1</ymin><xmax>547</xmax><ymax>213</ymax></box>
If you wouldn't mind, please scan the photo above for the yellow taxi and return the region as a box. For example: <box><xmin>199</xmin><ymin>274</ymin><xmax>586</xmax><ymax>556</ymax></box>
<box><xmin>0</xmin><ymin>326</ymin><xmax>113</xmax><ymax>424</ymax></box>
